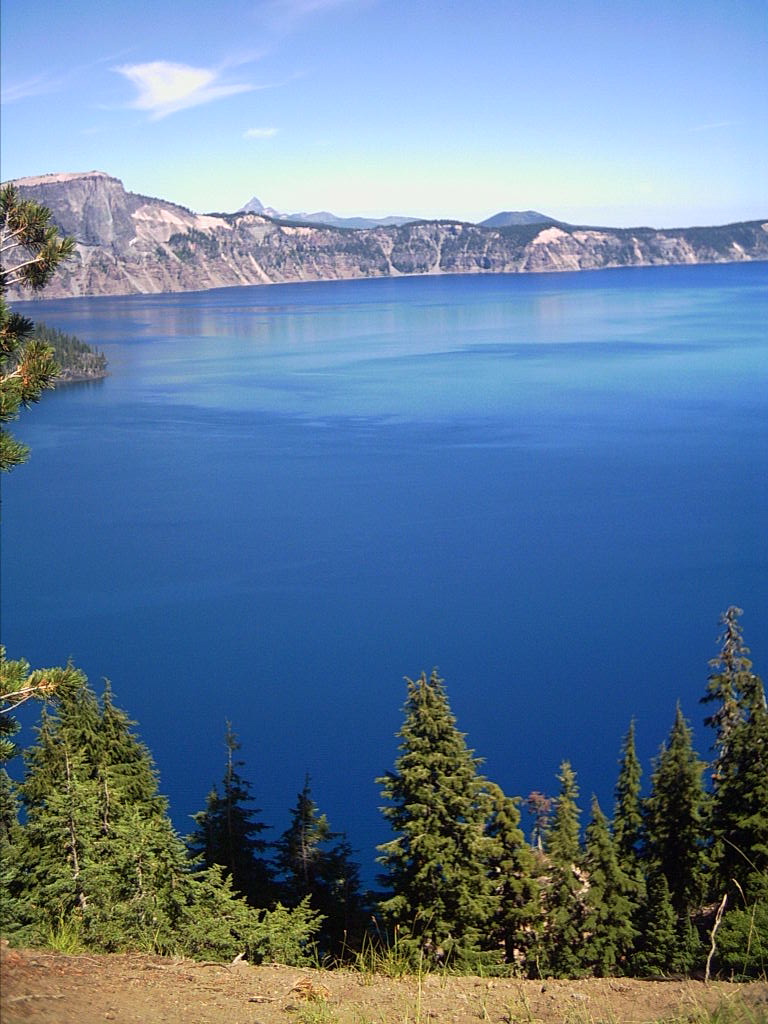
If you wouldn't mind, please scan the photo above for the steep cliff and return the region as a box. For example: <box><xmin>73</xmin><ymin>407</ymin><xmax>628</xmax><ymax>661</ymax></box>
<box><xmin>8</xmin><ymin>172</ymin><xmax>768</xmax><ymax>299</ymax></box>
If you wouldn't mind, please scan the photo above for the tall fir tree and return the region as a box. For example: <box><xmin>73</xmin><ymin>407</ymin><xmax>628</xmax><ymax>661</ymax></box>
<box><xmin>189</xmin><ymin>723</ymin><xmax>273</xmax><ymax>907</ymax></box>
<box><xmin>703</xmin><ymin>608</ymin><xmax>768</xmax><ymax>898</ymax></box>
<box><xmin>700</xmin><ymin>610</ymin><xmax>768</xmax><ymax>975</ymax></box>
<box><xmin>643</xmin><ymin>705</ymin><xmax>708</xmax><ymax>919</ymax></box>
<box><xmin>485</xmin><ymin>782</ymin><xmax>541</xmax><ymax>971</ymax></box>
<box><xmin>613</xmin><ymin>720</ymin><xmax>643</xmax><ymax>875</ymax></box>
<box><xmin>710</xmin><ymin>699</ymin><xmax>768</xmax><ymax>896</ymax></box>
<box><xmin>9</xmin><ymin>677</ymin><xmax>187</xmax><ymax>948</ymax></box>
<box><xmin>274</xmin><ymin>775</ymin><xmax>334</xmax><ymax>903</ymax></box>
<box><xmin>611</xmin><ymin>720</ymin><xmax>645</xmax><ymax>957</ymax></box>
<box><xmin>377</xmin><ymin>671</ymin><xmax>495</xmax><ymax>967</ymax></box>
<box><xmin>703</xmin><ymin>607</ymin><xmax>766</xmax><ymax>784</ymax></box>
<box><xmin>99</xmin><ymin>682</ymin><xmax>167</xmax><ymax>814</ymax></box>
<box><xmin>0</xmin><ymin>767</ymin><xmax>24</xmax><ymax>933</ymax></box>
<box><xmin>632</xmin><ymin>869</ymin><xmax>681</xmax><ymax>976</ymax></box>
<box><xmin>273</xmin><ymin>775</ymin><xmax>365</xmax><ymax>959</ymax></box>
<box><xmin>643</xmin><ymin>705</ymin><xmax>707</xmax><ymax>973</ymax></box>
<box><xmin>582</xmin><ymin>797</ymin><xmax>637</xmax><ymax>976</ymax></box>
<box><xmin>541</xmin><ymin>761</ymin><xmax>588</xmax><ymax>977</ymax></box>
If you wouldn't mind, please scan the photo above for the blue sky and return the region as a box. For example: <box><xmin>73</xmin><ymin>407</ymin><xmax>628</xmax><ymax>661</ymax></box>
<box><xmin>1</xmin><ymin>0</ymin><xmax>766</xmax><ymax>226</ymax></box>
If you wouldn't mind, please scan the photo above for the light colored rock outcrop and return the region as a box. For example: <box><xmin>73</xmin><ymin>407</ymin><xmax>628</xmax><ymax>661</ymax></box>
<box><xmin>8</xmin><ymin>172</ymin><xmax>768</xmax><ymax>299</ymax></box>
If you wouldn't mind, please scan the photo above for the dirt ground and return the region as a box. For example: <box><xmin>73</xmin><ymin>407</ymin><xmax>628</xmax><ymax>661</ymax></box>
<box><xmin>2</xmin><ymin>944</ymin><xmax>766</xmax><ymax>1024</ymax></box>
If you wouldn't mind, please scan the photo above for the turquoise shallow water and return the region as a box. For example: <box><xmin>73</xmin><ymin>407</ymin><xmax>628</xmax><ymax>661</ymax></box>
<box><xmin>3</xmin><ymin>262</ymin><xmax>767</xmax><ymax>874</ymax></box>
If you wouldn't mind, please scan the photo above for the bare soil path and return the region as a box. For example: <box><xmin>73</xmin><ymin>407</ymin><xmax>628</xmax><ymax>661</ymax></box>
<box><xmin>2</xmin><ymin>944</ymin><xmax>766</xmax><ymax>1024</ymax></box>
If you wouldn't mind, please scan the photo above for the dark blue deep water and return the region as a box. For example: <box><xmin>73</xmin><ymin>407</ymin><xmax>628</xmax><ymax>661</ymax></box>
<box><xmin>3</xmin><ymin>263</ymin><xmax>767</xmax><ymax>879</ymax></box>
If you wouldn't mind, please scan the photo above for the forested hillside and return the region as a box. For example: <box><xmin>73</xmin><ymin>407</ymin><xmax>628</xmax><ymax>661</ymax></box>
<box><xmin>1</xmin><ymin>607</ymin><xmax>765</xmax><ymax>979</ymax></box>
<box><xmin>32</xmin><ymin>322</ymin><xmax>107</xmax><ymax>381</ymax></box>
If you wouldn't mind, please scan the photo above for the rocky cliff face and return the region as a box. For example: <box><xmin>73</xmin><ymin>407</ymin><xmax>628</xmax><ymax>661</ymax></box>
<box><xmin>9</xmin><ymin>172</ymin><xmax>768</xmax><ymax>300</ymax></box>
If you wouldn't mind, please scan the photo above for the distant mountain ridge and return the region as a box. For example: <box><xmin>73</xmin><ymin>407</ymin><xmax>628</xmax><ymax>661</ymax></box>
<box><xmin>478</xmin><ymin>210</ymin><xmax>559</xmax><ymax>228</ymax></box>
<box><xmin>7</xmin><ymin>171</ymin><xmax>767</xmax><ymax>300</ymax></box>
<box><xmin>239</xmin><ymin>196</ymin><xmax>418</xmax><ymax>230</ymax></box>
<box><xmin>238</xmin><ymin>196</ymin><xmax>283</xmax><ymax>219</ymax></box>
<box><xmin>238</xmin><ymin>196</ymin><xmax>558</xmax><ymax>230</ymax></box>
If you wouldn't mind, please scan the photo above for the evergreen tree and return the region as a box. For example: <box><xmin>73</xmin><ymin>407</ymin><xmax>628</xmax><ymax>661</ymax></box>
<box><xmin>1</xmin><ymin>184</ymin><xmax>74</xmax><ymax>471</ymax></box>
<box><xmin>5</xmin><ymin>672</ymin><xmax>319</xmax><ymax>959</ymax></box>
<box><xmin>540</xmin><ymin>761</ymin><xmax>588</xmax><ymax>977</ymax></box>
<box><xmin>643</xmin><ymin>705</ymin><xmax>708</xmax><ymax>919</ymax></box>
<box><xmin>0</xmin><ymin>648</ymin><xmax>82</xmax><ymax>764</ymax></box>
<box><xmin>179</xmin><ymin>864</ymin><xmax>322</xmax><ymax>965</ymax></box>
<box><xmin>632</xmin><ymin>869</ymin><xmax>680</xmax><ymax>976</ymax></box>
<box><xmin>15</xmin><ymin>707</ymin><xmax>105</xmax><ymax>934</ymax></box>
<box><xmin>703</xmin><ymin>607</ymin><xmax>766</xmax><ymax>784</ymax></box>
<box><xmin>708</xmin><ymin>685</ymin><xmax>768</xmax><ymax>898</ymax></box>
<box><xmin>189</xmin><ymin>723</ymin><xmax>273</xmax><ymax>906</ymax></box>
<box><xmin>99</xmin><ymin>682</ymin><xmax>166</xmax><ymax>812</ymax></box>
<box><xmin>485</xmin><ymin>782</ymin><xmax>541</xmax><ymax>971</ymax></box>
<box><xmin>703</xmin><ymin>608</ymin><xmax>768</xmax><ymax>901</ymax></box>
<box><xmin>8</xmin><ymin>679</ymin><xmax>184</xmax><ymax>948</ymax></box>
<box><xmin>0</xmin><ymin>766</ymin><xmax>19</xmax><ymax>851</ymax></box>
<box><xmin>582</xmin><ymin>797</ymin><xmax>636</xmax><ymax>976</ymax></box>
<box><xmin>377</xmin><ymin>671</ymin><xmax>495</xmax><ymax>967</ymax></box>
<box><xmin>715</xmin><ymin>872</ymin><xmax>768</xmax><ymax>978</ymax></box>
<box><xmin>611</xmin><ymin>720</ymin><xmax>645</xmax><ymax>958</ymax></box>
<box><xmin>274</xmin><ymin>775</ymin><xmax>334</xmax><ymax>903</ymax></box>
<box><xmin>643</xmin><ymin>705</ymin><xmax>708</xmax><ymax>974</ymax></box>
<box><xmin>315</xmin><ymin>833</ymin><xmax>366</xmax><ymax>957</ymax></box>
<box><xmin>274</xmin><ymin>775</ymin><xmax>365</xmax><ymax>959</ymax></box>
<box><xmin>0</xmin><ymin>650</ymin><xmax>24</xmax><ymax>764</ymax></box>
<box><xmin>703</xmin><ymin>615</ymin><xmax>768</xmax><ymax>978</ymax></box>
<box><xmin>0</xmin><ymin>767</ymin><xmax>25</xmax><ymax>934</ymax></box>
<box><xmin>613</xmin><ymin>720</ymin><xmax>643</xmax><ymax>874</ymax></box>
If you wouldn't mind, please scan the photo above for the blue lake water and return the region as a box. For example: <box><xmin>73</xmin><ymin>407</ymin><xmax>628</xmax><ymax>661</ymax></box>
<box><xmin>2</xmin><ymin>263</ymin><xmax>767</xmax><ymax>880</ymax></box>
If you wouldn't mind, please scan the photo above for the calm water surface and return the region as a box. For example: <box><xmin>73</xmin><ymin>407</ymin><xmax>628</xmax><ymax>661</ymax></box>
<box><xmin>3</xmin><ymin>263</ymin><xmax>767</xmax><ymax>875</ymax></box>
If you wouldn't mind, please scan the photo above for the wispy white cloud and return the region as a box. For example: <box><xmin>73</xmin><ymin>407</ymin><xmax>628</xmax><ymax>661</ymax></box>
<box><xmin>220</xmin><ymin>48</ymin><xmax>269</xmax><ymax>71</ymax></box>
<box><xmin>1</xmin><ymin>72</ymin><xmax>69</xmax><ymax>104</ymax></box>
<box><xmin>243</xmin><ymin>127</ymin><xmax>278</xmax><ymax>138</ymax></box>
<box><xmin>259</xmin><ymin>0</ymin><xmax>367</xmax><ymax>32</ymax></box>
<box><xmin>2</xmin><ymin>50</ymin><xmax>136</xmax><ymax>106</ymax></box>
<box><xmin>689</xmin><ymin>120</ymin><xmax>742</xmax><ymax>133</ymax></box>
<box><xmin>115</xmin><ymin>61</ymin><xmax>254</xmax><ymax>119</ymax></box>
<box><xmin>278</xmin><ymin>0</ymin><xmax>362</xmax><ymax>13</ymax></box>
